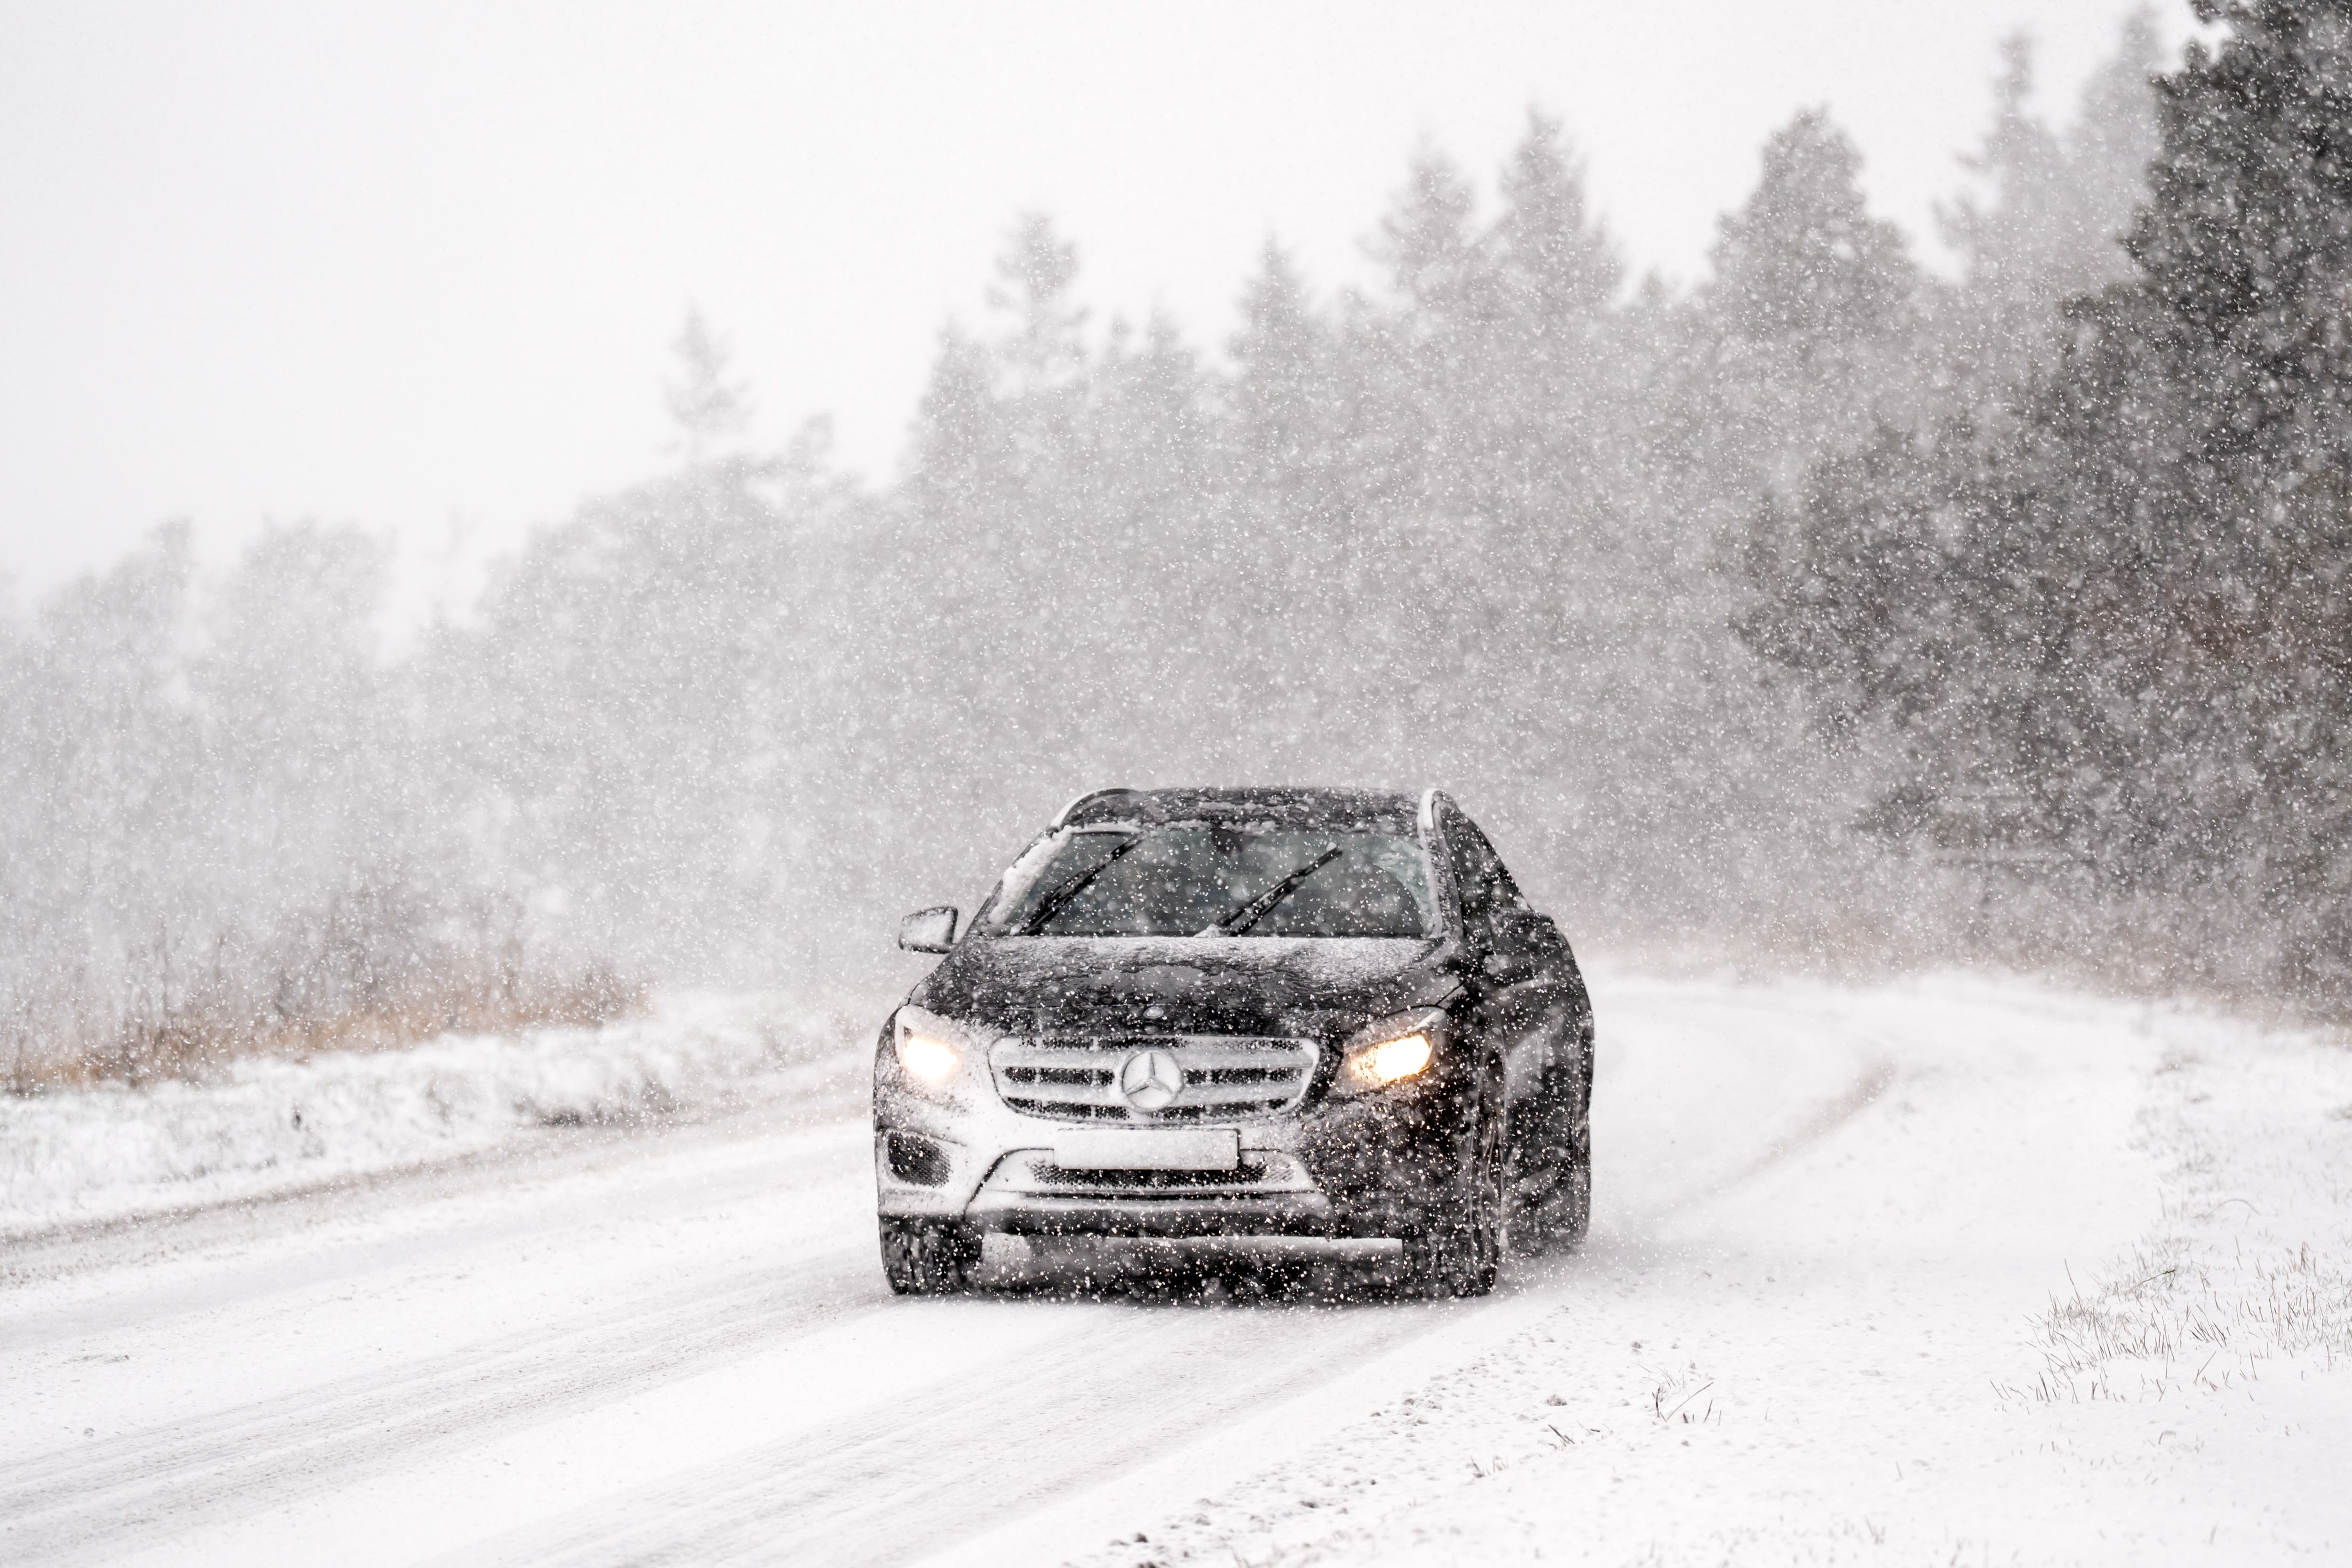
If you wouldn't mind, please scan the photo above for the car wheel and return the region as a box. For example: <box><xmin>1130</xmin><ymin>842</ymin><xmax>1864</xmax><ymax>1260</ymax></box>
<box><xmin>1511</xmin><ymin>1055</ymin><xmax>1589</xmax><ymax>1254</ymax></box>
<box><xmin>1548</xmin><ymin>1114</ymin><xmax>1591</xmax><ymax>1250</ymax></box>
<box><xmin>879</xmin><ymin>1216</ymin><xmax>979</xmax><ymax>1296</ymax></box>
<box><xmin>1398</xmin><ymin>1060</ymin><xmax>1506</xmax><ymax>1299</ymax></box>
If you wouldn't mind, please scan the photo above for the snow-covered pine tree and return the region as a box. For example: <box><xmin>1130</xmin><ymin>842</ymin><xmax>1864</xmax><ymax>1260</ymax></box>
<box><xmin>1494</xmin><ymin>111</ymin><xmax>1620</xmax><ymax>333</ymax></box>
<box><xmin>1740</xmin><ymin>0</ymin><xmax>2352</xmax><ymax>1011</ymax></box>
<box><xmin>1489</xmin><ymin>112</ymin><xmax>1620</xmax><ymax>511</ymax></box>
<box><xmin>985</xmin><ymin>212</ymin><xmax>1088</xmax><ymax>400</ymax></box>
<box><xmin>1699</xmin><ymin>110</ymin><xmax>1926</xmax><ymax>502</ymax></box>
<box><xmin>1936</xmin><ymin>16</ymin><xmax>2161</xmax><ymax>408</ymax></box>
<box><xmin>665</xmin><ymin>308</ymin><xmax>752</xmax><ymax>462</ymax></box>
<box><xmin>2111</xmin><ymin>0</ymin><xmax>2352</xmax><ymax>998</ymax></box>
<box><xmin>2068</xmin><ymin>7</ymin><xmax>2164</xmax><ymax>279</ymax></box>
<box><xmin>1227</xmin><ymin>239</ymin><xmax>1331</xmax><ymax>493</ymax></box>
<box><xmin>1710</xmin><ymin>110</ymin><xmax>1915</xmax><ymax>351</ymax></box>
<box><xmin>1375</xmin><ymin>146</ymin><xmax>1488</xmax><ymax>326</ymax></box>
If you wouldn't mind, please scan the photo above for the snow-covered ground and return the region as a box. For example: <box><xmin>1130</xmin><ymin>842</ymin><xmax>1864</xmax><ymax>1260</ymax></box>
<box><xmin>2</xmin><ymin>964</ymin><xmax>2345</xmax><ymax>1565</ymax></box>
<box><xmin>0</xmin><ymin>993</ymin><xmax>853</xmax><ymax>1238</ymax></box>
<box><xmin>1038</xmin><ymin>972</ymin><xmax>2352</xmax><ymax>1566</ymax></box>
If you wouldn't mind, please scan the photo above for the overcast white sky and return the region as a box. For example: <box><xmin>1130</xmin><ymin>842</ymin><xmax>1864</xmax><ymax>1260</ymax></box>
<box><xmin>1</xmin><ymin>1</ymin><xmax>2192</xmax><ymax>604</ymax></box>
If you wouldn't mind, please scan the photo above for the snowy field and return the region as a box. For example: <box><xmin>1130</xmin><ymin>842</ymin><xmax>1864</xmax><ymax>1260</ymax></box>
<box><xmin>2</xmin><ymin>963</ymin><xmax>2347</xmax><ymax>1565</ymax></box>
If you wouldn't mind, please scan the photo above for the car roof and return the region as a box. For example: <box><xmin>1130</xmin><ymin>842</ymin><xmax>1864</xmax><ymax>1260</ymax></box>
<box><xmin>1057</xmin><ymin>786</ymin><xmax>1429</xmax><ymax>835</ymax></box>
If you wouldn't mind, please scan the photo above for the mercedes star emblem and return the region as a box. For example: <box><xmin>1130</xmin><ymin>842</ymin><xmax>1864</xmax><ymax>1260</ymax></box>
<box><xmin>1117</xmin><ymin>1048</ymin><xmax>1184</xmax><ymax>1113</ymax></box>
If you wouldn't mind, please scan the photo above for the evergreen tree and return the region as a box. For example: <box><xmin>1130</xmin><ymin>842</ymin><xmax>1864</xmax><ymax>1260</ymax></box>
<box><xmin>907</xmin><ymin>327</ymin><xmax>1005</xmax><ymax>518</ymax></box>
<box><xmin>1710</xmin><ymin>110</ymin><xmax>1915</xmax><ymax>349</ymax></box>
<box><xmin>1936</xmin><ymin>16</ymin><xmax>2161</xmax><ymax>404</ymax></box>
<box><xmin>1373</xmin><ymin>146</ymin><xmax>1486</xmax><ymax>323</ymax></box>
<box><xmin>664</xmin><ymin>309</ymin><xmax>752</xmax><ymax>462</ymax></box>
<box><xmin>2069</xmin><ymin>7</ymin><xmax>2164</xmax><ymax>274</ymax></box>
<box><xmin>986</xmin><ymin>212</ymin><xmax>1088</xmax><ymax>397</ymax></box>
<box><xmin>1489</xmin><ymin>112</ymin><xmax>1621</xmax><ymax>503</ymax></box>
<box><xmin>2130</xmin><ymin>0</ymin><xmax>2352</xmax><ymax>456</ymax></box>
<box><xmin>1356</xmin><ymin>145</ymin><xmax>1506</xmax><ymax>530</ymax></box>
<box><xmin>1494</xmin><ymin>111</ymin><xmax>1621</xmax><ymax>329</ymax></box>
<box><xmin>1089</xmin><ymin>310</ymin><xmax>1208</xmax><ymax>526</ymax></box>
<box><xmin>2112</xmin><ymin>0</ymin><xmax>2352</xmax><ymax>990</ymax></box>
<box><xmin>1228</xmin><ymin>239</ymin><xmax>1330</xmax><ymax>486</ymax></box>
<box><xmin>1698</xmin><ymin>110</ymin><xmax>1925</xmax><ymax>502</ymax></box>
<box><xmin>1941</xmin><ymin>36</ymin><xmax>2074</xmax><ymax>308</ymax></box>
<box><xmin>1742</xmin><ymin>0</ymin><xmax>2352</xmax><ymax>1008</ymax></box>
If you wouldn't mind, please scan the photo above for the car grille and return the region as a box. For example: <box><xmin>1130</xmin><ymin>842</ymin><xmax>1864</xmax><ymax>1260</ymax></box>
<box><xmin>989</xmin><ymin>1035</ymin><xmax>1319</xmax><ymax>1122</ymax></box>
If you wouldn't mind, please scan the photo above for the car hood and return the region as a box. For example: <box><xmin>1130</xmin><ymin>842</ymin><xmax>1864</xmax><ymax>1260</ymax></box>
<box><xmin>910</xmin><ymin>935</ymin><xmax>1459</xmax><ymax>1041</ymax></box>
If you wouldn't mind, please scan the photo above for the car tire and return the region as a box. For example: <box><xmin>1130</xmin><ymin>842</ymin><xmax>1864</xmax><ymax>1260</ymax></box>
<box><xmin>1398</xmin><ymin>1060</ymin><xmax>1506</xmax><ymax>1299</ymax></box>
<box><xmin>1547</xmin><ymin>1116</ymin><xmax>1591</xmax><ymax>1250</ymax></box>
<box><xmin>879</xmin><ymin>1216</ymin><xmax>979</xmax><ymax>1296</ymax></box>
<box><xmin>1511</xmin><ymin>1054</ymin><xmax>1590</xmax><ymax>1254</ymax></box>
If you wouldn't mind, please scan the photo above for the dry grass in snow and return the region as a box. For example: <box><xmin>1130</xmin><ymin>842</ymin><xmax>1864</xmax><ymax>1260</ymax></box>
<box><xmin>2012</xmin><ymin>1035</ymin><xmax>2352</xmax><ymax>1407</ymax></box>
<box><xmin>8</xmin><ymin>965</ymin><xmax>644</xmax><ymax>1093</ymax></box>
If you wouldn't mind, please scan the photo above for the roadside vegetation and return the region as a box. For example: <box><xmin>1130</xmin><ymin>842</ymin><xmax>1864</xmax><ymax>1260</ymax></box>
<box><xmin>6</xmin><ymin>962</ymin><xmax>638</xmax><ymax>1095</ymax></box>
<box><xmin>2017</xmin><ymin>1035</ymin><xmax>2352</xmax><ymax>1407</ymax></box>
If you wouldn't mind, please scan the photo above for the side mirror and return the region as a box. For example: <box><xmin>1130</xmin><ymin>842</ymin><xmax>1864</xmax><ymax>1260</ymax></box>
<box><xmin>898</xmin><ymin>906</ymin><xmax>959</xmax><ymax>954</ymax></box>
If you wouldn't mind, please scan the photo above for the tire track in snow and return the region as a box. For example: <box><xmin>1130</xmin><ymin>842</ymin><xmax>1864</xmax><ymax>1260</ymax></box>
<box><xmin>1637</xmin><ymin>1060</ymin><xmax>1899</xmax><ymax>1223</ymax></box>
<box><xmin>0</xmin><ymin>1247</ymin><xmax>880</xmax><ymax>1567</ymax></box>
<box><xmin>1592</xmin><ymin>981</ymin><xmax>1899</xmax><ymax>1227</ymax></box>
<box><xmin>439</xmin><ymin>1300</ymin><xmax>1447</xmax><ymax>1568</ymax></box>
<box><xmin>438</xmin><ymin>1011</ymin><xmax>1904</xmax><ymax>1567</ymax></box>
<box><xmin>1</xmin><ymin>1119</ymin><xmax>876</xmax><ymax>1563</ymax></box>
<box><xmin>0</xmin><ymin>1114</ymin><xmax>866</xmax><ymax>1353</ymax></box>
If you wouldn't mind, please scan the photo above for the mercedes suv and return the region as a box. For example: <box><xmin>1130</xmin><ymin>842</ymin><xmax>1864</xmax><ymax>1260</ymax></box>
<box><xmin>871</xmin><ymin>786</ymin><xmax>1594</xmax><ymax>1298</ymax></box>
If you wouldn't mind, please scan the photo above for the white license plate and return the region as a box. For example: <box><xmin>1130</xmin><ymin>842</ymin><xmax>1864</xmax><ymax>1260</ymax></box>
<box><xmin>1053</xmin><ymin>1128</ymin><xmax>1239</xmax><ymax>1171</ymax></box>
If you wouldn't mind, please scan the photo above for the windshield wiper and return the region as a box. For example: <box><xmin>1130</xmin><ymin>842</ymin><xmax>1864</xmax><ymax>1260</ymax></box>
<box><xmin>1018</xmin><ymin>835</ymin><xmax>1143</xmax><ymax>934</ymax></box>
<box><xmin>1202</xmin><ymin>844</ymin><xmax>1344</xmax><ymax>937</ymax></box>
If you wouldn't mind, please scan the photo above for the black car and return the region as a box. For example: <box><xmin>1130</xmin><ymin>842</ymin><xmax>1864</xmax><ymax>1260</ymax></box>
<box><xmin>871</xmin><ymin>786</ymin><xmax>1594</xmax><ymax>1297</ymax></box>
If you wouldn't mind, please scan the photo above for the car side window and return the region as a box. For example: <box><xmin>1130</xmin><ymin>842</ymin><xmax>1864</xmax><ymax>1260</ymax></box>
<box><xmin>1480</xmin><ymin>829</ymin><xmax>1528</xmax><ymax>915</ymax></box>
<box><xmin>1444</xmin><ymin>811</ymin><xmax>1524</xmax><ymax>935</ymax></box>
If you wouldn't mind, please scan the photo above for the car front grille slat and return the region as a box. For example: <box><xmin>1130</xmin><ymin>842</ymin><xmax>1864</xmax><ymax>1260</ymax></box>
<box><xmin>1001</xmin><ymin>1098</ymin><xmax>1129</xmax><ymax>1120</ymax></box>
<box><xmin>982</xmin><ymin>1149</ymin><xmax>1319</xmax><ymax>1197</ymax></box>
<box><xmin>1194</xmin><ymin>1065</ymin><xmax>1285</xmax><ymax>1085</ymax></box>
<box><xmin>1002</xmin><ymin>1065</ymin><xmax>1112</xmax><ymax>1087</ymax></box>
<box><xmin>989</xmin><ymin>1035</ymin><xmax>1317</xmax><ymax>1122</ymax></box>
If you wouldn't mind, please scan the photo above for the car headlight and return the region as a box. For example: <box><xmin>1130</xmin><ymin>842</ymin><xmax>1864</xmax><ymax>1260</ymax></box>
<box><xmin>898</xmin><ymin>1031</ymin><xmax>959</xmax><ymax>1082</ymax></box>
<box><xmin>1333</xmin><ymin>1008</ymin><xmax>1447</xmax><ymax>1095</ymax></box>
<box><xmin>892</xmin><ymin>1005</ymin><xmax>985</xmax><ymax>1090</ymax></box>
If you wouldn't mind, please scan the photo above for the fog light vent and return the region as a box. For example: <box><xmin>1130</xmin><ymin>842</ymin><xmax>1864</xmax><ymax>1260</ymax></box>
<box><xmin>886</xmin><ymin>1131</ymin><xmax>951</xmax><ymax>1187</ymax></box>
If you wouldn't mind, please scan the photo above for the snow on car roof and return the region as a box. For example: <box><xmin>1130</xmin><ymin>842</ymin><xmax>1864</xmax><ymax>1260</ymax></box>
<box><xmin>1057</xmin><ymin>786</ymin><xmax>1424</xmax><ymax>834</ymax></box>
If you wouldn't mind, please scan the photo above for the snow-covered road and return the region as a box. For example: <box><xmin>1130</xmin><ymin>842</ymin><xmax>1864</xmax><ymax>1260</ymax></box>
<box><xmin>4</xmin><ymin>967</ymin><xmax>2346</xmax><ymax>1565</ymax></box>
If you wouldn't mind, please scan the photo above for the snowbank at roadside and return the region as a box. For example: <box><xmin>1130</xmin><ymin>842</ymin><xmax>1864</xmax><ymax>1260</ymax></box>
<box><xmin>0</xmin><ymin>992</ymin><xmax>858</xmax><ymax>1237</ymax></box>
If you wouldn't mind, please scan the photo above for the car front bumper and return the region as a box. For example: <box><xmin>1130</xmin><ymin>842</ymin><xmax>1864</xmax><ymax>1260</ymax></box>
<box><xmin>874</xmin><ymin>1071</ymin><xmax>1462</xmax><ymax>1242</ymax></box>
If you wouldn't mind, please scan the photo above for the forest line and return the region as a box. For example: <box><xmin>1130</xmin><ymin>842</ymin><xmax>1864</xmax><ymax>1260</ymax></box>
<box><xmin>10</xmin><ymin>6</ymin><xmax>2348</xmax><ymax>1080</ymax></box>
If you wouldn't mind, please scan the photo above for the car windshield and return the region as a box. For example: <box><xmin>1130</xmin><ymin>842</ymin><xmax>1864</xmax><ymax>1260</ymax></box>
<box><xmin>979</xmin><ymin>824</ymin><xmax>1436</xmax><ymax>938</ymax></box>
